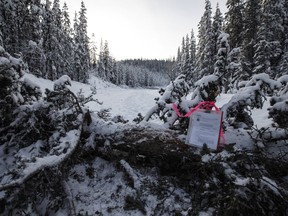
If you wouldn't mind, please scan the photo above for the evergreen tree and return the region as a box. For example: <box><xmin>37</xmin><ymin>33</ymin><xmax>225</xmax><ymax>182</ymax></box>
<box><xmin>241</xmin><ymin>0</ymin><xmax>261</xmax><ymax>75</ymax></box>
<box><xmin>212</xmin><ymin>3</ymin><xmax>223</xmax><ymax>60</ymax></box>
<box><xmin>276</xmin><ymin>0</ymin><xmax>288</xmax><ymax>77</ymax></box>
<box><xmin>0</xmin><ymin>45</ymin><xmax>41</xmax><ymax>129</ymax></box>
<box><xmin>179</xmin><ymin>36</ymin><xmax>186</xmax><ymax>74</ymax></box>
<box><xmin>0</xmin><ymin>1</ymin><xmax>3</xmax><ymax>47</ymax></box>
<box><xmin>97</xmin><ymin>39</ymin><xmax>106</xmax><ymax>80</ymax></box>
<box><xmin>175</xmin><ymin>46</ymin><xmax>181</xmax><ymax>75</ymax></box>
<box><xmin>1</xmin><ymin>0</ymin><xmax>45</xmax><ymax>77</ymax></box>
<box><xmin>2</xmin><ymin>0</ymin><xmax>19</xmax><ymax>54</ymax></box>
<box><xmin>224</xmin><ymin>0</ymin><xmax>245</xmax><ymax>49</ymax></box>
<box><xmin>51</xmin><ymin>0</ymin><xmax>64</xmax><ymax>76</ymax></box>
<box><xmin>228</xmin><ymin>48</ymin><xmax>246</xmax><ymax>91</ymax></box>
<box><xmin>0</xmin><ymin>28</ymin><xmax>2</xmax><ymax>47</ymax></box>
<box><xmin>90</xmin><ymin>33</ymin><xmax>97</xmax><ymax>69</ymax></box>
<box><xmin>23</xmin><ymin>0</ymin><xmax>45</xmax><ymax>77</ymax></box>
<box><xmin>61</xmin><ymin>2</ymin><xmax>74</xmax><ymax>79</ymax></box>
<box><xmin>42</xmin><ymin>0</ymin><xmax>56</xmax><ymax>80</ymax></box>
<box><xmin>182</xmin><ymin>35</ymin><xmax>190</xmax><ymax>76</ymax></box>
<box><xmin>214</xmin><ymin>32</ymin><xmax>230</xmax><ymax>92</ymax></box>
<box><xmin>110</xmin><ymin>58</ymin><xmax>117</xmax><ymax>84</ymax></box>
<box><xmin>253</xmin><ymin>0</ymin><xmax>285</xmax><ymax>78</ymax></box>
<box><xmin>188</xmin><ymin>29</ymin><xmax>197</xmax><ymax>81</ymax></box>
<box><xmin>73</xmin><ymin>1</ymin><xmax>90</xmax><ymax>83</ymax></box>
<box><xmin>196</xmin><ymin>0</ymin><xmax>214</xmax><ymax>79</ymax></box>
<box><xmin>103</xmin><ymin>40</ymin><xmax>112</xmax><ymax>81</ymax></box>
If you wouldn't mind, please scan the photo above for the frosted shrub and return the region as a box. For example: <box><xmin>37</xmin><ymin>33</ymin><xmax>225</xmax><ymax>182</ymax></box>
<box><xmin>269</xmin><ymin>75</ymin><xmax>288</xmax><ymax>128</ymax></box>
<box><xmin>222</xmin><ymin>73</ymin><xmax>281</xmax><ymax>128</ymax></box>
<box><xmin>144</xmin><ymin>74</ymin><xmax>221</xmax><ymax>131</ymax></box>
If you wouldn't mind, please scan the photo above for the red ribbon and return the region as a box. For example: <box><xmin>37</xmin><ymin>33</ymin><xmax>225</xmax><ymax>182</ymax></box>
<box><xmin>173</xmin><ymin>101</ymin><xmax>225</xmax><ymax>146</ymax></box>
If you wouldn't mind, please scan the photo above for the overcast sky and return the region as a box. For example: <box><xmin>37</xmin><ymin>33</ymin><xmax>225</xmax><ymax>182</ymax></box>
<box><xmin>59</xmin><ymin>0</ymin><xmax>227</xmax><ymax>60</ymax></box>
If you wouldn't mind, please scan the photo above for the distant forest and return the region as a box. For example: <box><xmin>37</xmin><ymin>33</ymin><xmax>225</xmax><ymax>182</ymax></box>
<box><xmin>0</xmin><ymin>0</ymin><xmax>287</xmax><ymax>89</ymax></box>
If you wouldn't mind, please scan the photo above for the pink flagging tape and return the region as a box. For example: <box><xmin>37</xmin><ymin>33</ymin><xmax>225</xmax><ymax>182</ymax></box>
<box><xmin>173</xmin><ymin>101</ymin><xmax>225</xmax><ymax>145</ymax></box>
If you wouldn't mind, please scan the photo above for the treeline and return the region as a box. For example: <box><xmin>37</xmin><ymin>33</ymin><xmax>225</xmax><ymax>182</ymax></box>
<box><xmin>0</xmin><ymin>0</ymin><xmax>90</xmax><ymax>83</ymax></box>
<box><xmin>176</xmin><ymin>0</ymin><xmax>288</xmax><ymax>92</ymax></box>
<box><xmin>94</xmin><ymin>45</ymin><xmax>173</xmax><ymax>87</ymax></box>
<box><xmin>0</xmin><ymin>0</ymin><xmax>172</xmax><ymax>87</ymax></box>
<box><xmin>117</xmin><ymin>59</ymin><xmax>174</xmax><ymax>87</ymax></box>
<box><xmin>2</xmin><ymin>0</ymin><xmax>286</xmax><ymax>90</ymax></box>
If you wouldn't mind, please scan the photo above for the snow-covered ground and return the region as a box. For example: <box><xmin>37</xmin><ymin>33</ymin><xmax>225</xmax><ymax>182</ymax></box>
<box><xmin>13</xmin><ymin>73</ymin><xmax>283</xmax><ymax>215</ymax></box>
<box><xmin>24</xmin><ymin>72</ymin><xmax>277</xmax><ymax>153</ymax></box>
<box><xmin>24</xmin><ymin>73</ymin><xmax>273</xmax><ymax>129</ymax></box>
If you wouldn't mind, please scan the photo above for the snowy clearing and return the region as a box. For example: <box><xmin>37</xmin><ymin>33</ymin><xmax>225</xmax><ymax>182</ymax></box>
<box><xmin>24</xmin><ymin>73</ymin><xmax>272</xmax><ymax>129</ymax></box>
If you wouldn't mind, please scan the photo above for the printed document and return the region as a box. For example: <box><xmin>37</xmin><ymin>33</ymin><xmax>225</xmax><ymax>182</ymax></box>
<box><xmin>186</xmin><ymin>110</ymin><xmax>223</xmax><ymax>150</ymax></box>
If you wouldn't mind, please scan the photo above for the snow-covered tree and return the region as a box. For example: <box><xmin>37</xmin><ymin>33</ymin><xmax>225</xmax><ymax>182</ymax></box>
<box><xmin>143</xmin><ymin>74</ymin><xmax>191</xmax><ymax>129</ymax></box>
<box><xmin>178</xmin><ymin>35</ymin><xmax>191</xmax><ymax>77</ymax></box>
<box><xmin>188</xmin><ymin>29</ymin><xmax>197</xmax><ymax>72</ymax></box>
<box><xmin>224</xmin><ymin>0</ymin><xmax>245</xmax><ymax>49</ymax></box>
<box><xmin>241</xmin><ymin>0</ymin><xmax>261</xmax><ymax>75</ymax></box>
<box><xmin>1</xmin><ymin>0</ymin><xmax>20</xmax><ymax>54</ymax></box>
<box><xmin>196</xmin><ymin>0</ymin><xmax>215</xmax><ymax>79</ymax></box>
<box><xmin>42</xmin><ymin>0</ymin><xmax>56</xmax><ymax>80</ymax></box>
<box><xmin>97</xmin><ymin>40</ymin><xmax>113</xmax><ymax>82</ymax></box>
<box><xmin>20</xmin><ymin>0</ymin><xmax>45</xmax><ymax>77</ymax></box>
<box><xmin>0</xmin><ymin>45</ymin><xmax>38</xmax><ymax>128</ymax></box>
<box><xmin>269</xmin><ymin>75</ymin><xmax>288</xmax><ymax>128</ymax></box>
<box><xmin>61</xmin><ymin>2</ymin><xmax>75</xmax><ymax>79</ymax></box>
<box><xmin>212</xmin><ymin>3</ymin><xmax>223</xmax><ymax>61</ymax></box>
<box><xmin>276</xmin><ymin>0</ymin><xmax>288</xmax><ymax>77</ymax></box>
<box><xmin>253</xmin><ymin>0</ymin><xmax>285</xmax><ymax>78</ymax></box>
<box><xmin>0</xmin><ymin>1</ymin><xmax>3</xmax><ymax>47</ymax></box>
<box><xmin>222</xmin><ymin>73</ymin><xmax>281</xmax><ymax>128</ymax></box>
<box><xmin>144</xmin><ymin>73</ymin><xmax>221</xmax><ymax>131</ymax></box>
<box><xmin>103</xmin><ymin>40</ymin><xmax>112</xmax><ymax>81</ymax></box>
<box><xmin>73</xmin><ymin>1</ymin><xmax>90</xmax><ymax>83</ymax></box>
<box><xmin>0</xmin><ymin>46</ymin><xmax>90</xmax><ymax>208</ymax></box>
<box><xmin>90</xmin><ymin>33</ymin><xmax>97</xmax><ymax>69</ymax></box>
<box><xmin>214</xmin><ymin>32</ymin><xmax>230</xmax><ymax>92</ymax></box>
<box><xmin>97</xmin><ymin>39</ymin><xmax>105</xmax><ymax>79</ymax></box>
<box><xmin>118</xmin><ymin>59</ymin><xmax>171</xmax><ymax>87</ymax></box>
<box><xmin>0</xmin><ymin>28</ymin><xmax>3</xmax><ymax>47</ymax></box>
<box><xmin>227</xmin><ymin>47</ymin><xmax>245</xmax><ymax>91</ymax></box>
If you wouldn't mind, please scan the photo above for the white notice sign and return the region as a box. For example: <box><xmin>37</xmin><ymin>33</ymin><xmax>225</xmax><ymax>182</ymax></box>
<box><xmin>186</xmin><ymin>109</ymin><xmax>223</xmax><ymax>150</ymax></box>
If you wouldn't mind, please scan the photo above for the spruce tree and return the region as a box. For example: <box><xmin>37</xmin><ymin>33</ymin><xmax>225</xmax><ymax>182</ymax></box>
<box><xmin>182</xmin><ymin>35</ymin><xmax>190</xmax><ymax>76</ymax></box>
<box><xmin>196</xmin><ymin>0</ymin><xmax>214</xmax><ymax>79</ymax></box>
<box><xmin>179</xmin><ymin>36</ymin><xmax>186</xmax><ymax>74</ymax></box>
<box><xmin>214</xmin><ymin>32</ymin><xmax>230</xmax><ymax>92</ymax></box>
<box><xmin>276</xmin><ymin>0</ymin><xmax>288</xmax><ymax>77</ymax></box>
<box><xmin>73</xmin><ymin>1</ymin><xmax>90</xmax><ymax>83</ymax></box>
<box><xmin>0</xmin><ymin>0</ymin><xmax>3</xmax><ymax>45</ymax></box>
<box><xmin>103</xmin><ymin>40</ymin><xmax>111</xmax><ymax>81</ymax></box>
<box><xmin>0</xmin><ymin>1</ymin><xmax>3</xmax><ymax>47</ymax></box>
<box><xmin>90</xmin><ymin>33</ymin><xmax>97</xmax><ymax>69</ymax></box>
<box><xmin>51</xmin><ymin>0</ymin><xmax>64</xmax><ymax>77</ymax></box>
<box><xmin>188</xmin><ymin>29</ymin><xmax>196</xmax><ymax>81</ymax></box>
<box><xmin>241</xmin><ymin>0</ymin><xmax>261</xmax><ymax>76</ymax></box>
<box><xmin>23</xmin><ymin>0</ymin><xmax>45</xmax><ymax>77</ymax></box>
<box><xmin>212</xmin><ymin>3</ymin><xmax>223</xmax><ymax>61</ymax></box>
<box><xmin>253</xmin><ymin>0</ymin><xmax>285</xmax><ymax>78</ymax></box>
<box><xmin>225</xmin><ymin>0</ymin><xmax>245</xmax><ymax>49</ymax></box>
<box><xmin>97</xmin><ymin>39</ymin><xmax>106</xmax><ymax>80</ymax></box>
<box><xmin>62</xmin><ymin>2</ymin><xmax>75</xmax><ymax>79</ymax></box>
<box><xmin>0</xmin><ymin>28</ymin><xmax>2</xmax><ymax>47</ymax></box>
<box><xmin>2</xmin><ymin>0</ymin><xmax>19</xmax><ymax>54</ymax></box>
<box><xmin>42</xmin><ymin>0</ymin><xmax>56</xmax><ymax>80</ymax></box>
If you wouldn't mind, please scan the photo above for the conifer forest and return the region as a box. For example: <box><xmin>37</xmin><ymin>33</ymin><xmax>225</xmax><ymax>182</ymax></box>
<box><xmin>0</xmin><ymin>0</ymin><xmax>288</xmax><ymax>215</ymax></box>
